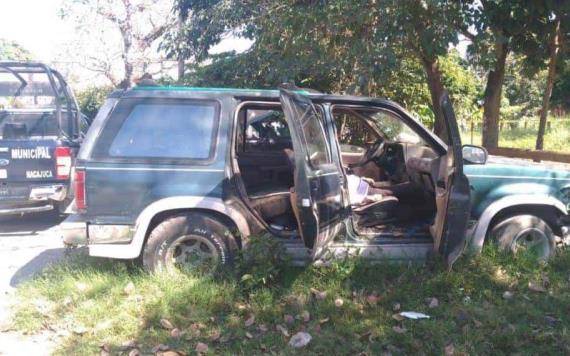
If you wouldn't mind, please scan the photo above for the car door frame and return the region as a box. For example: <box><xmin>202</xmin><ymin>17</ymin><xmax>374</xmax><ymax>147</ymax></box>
<box><xmin>318</xmin><ymin>93</ymin><xmax>470</xmax><ymax>267</ymax></box>
<box><xmin>279</xmin><ymin>89</ymin><xmax>348</xmax><ymax>259</ymax></box>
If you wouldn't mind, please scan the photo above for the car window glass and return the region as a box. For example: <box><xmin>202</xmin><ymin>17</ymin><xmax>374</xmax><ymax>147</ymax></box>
<box><xmin>295</xmin><ymin>102</ymin><xmax>331</xmax><ymax>167</ymax></box>
<box><xmin>333</xmin><ymin>109</ymin><xmax>378</xmax><ymax>154</ymax></box>
<box><xmin>369</xmin><ymin>110</ymin><xmax>425</xmax><ymax>144</ymax></box>
<box><xmin>108</xmin><ymin>103</ymin><xmax>216</xmax><ymax>159</ymax></box>
<box><xmin>244</xmin><ymin>109</ymin><xmax>291</xmax><ymax>152</ymax></box>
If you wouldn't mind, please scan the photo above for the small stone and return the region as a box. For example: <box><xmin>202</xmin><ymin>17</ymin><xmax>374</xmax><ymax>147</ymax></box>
<box><xmin>123</xmin><ymin>281</ymin><xmax>135</xmax><ymax>295</ymax></box>
<box><xmin>444</xmin><ymin>344</ymin><xmax>455</xmax><ymax>356</ymax></box>
<box><xmin>502</xmin><ymin>291</ymin><xmax>514</xmax><ymax>300</ymax></box>
<box><xmin>335</xmin><ymin>298</ymin><xmax>344</xmax><ymax>307</ymax></box>
<box><xmin>428</xmin><ymin>297</ymin><xmax>439</xmax><ymax>308</ymax></box>
<box><xmin>160</xmin><ymin>319</ymin><xmax>174</xmax><ymax>330</ymax></box>
<box><xmin>528</xmin><ymin>281</ymin><xmax>547</xmax><ymax>293</ymax></box>
<box><xmin>288</xmin><ymin>331</ymin><xmax>312</xmax><ymax>348</ymax></box>
<box><xmin>245</xmin><ymin>331</ymin><xmax>253</xmax><ymax>339</ymax></box>
<box><xmin>128</xmin><ymin>349</ymin><xmax>141</xmax><ymax>356</ymax></box>
<box><xmin>310</xmin><ymin>288</ymin><xmax>327</xmax><ymax>300</ymax></box>
<box><xmin>170</xmin><ymin>328</ymin><xmax>181</xmax><ymax>338</ymax></box>
<box><xmin>244</xmin><ymin>315</ymin><xmax>255</xmax><ymax>327</ymax></box>
<box><xmin>195</xmin><ymin>342</ymin><xmax>208</xmax><ymax>354</ymax></box>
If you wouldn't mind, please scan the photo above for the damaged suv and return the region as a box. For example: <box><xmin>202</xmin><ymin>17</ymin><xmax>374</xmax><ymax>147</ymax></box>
<box><xmin>61</xmin><ymin>86</ymin><xmax>570</xmax><ymax>271</ymax></box>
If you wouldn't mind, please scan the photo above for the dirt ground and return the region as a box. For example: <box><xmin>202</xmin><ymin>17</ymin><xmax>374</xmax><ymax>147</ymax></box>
<box><xmin>0</xmin><ymin>212</ymin><xmax>67</xmax><ymax>355</ymax></box>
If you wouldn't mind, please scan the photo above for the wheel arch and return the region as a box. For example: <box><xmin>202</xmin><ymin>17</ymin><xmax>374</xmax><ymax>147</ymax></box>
<box><xmin>467</xmin><ymin>194</ymin><xmax>567</xmax><ymax>254</ymax></box>
<box><xmin>88</xmin><ymin>196</ymin><xmax>249</xmax><ymax>259</ymax></box>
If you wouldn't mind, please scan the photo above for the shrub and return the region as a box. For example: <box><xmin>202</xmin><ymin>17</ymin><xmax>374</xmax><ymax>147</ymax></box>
<box><xmin>76</xmin><ymin>86</ymin><xmax>113</xmax><ymax>119</ymax></box>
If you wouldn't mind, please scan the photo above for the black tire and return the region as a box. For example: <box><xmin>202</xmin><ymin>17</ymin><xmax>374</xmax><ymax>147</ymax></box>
<box><xmin>489</xmin><ymin>214</ymin><xmax>556</xmax><ymax>261</ymax></box>
<box><xmin>142</xmin><ymin>213</ymin><xmax>235</xmax><ymax>273</ymax></box>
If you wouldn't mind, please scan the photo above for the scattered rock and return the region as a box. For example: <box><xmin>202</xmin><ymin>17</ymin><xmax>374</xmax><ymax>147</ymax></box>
<box><xmin>502</xmin><ymin>291</ymin><xmax>514</xmax><ymax>300</ymax></box>
<box><xmin>288</xmin><ymin>331</ymin><xmax>312</xmax><ymax>348</ymax></box>
<box><xmin>444</xmin><ymin>344</ymin><xmax>455</xmax><ymax>356</ymax></box>
<box><xmin>427</xmin><ymin>297</ymin><xmax>439</xmax><ymax>308</ymax></box>
<box><xmin>158</xmin><ymin>352</ymin><xmax>182</xmax><ymax>356</ymax></box>
<box><xmin>335</xmin><ymin>298</ymin><xmax>344</xmax><ymax>307</ymax></box>
<box><xmin>245</xmin><ymin>331</ymin><xmax>253</xmax><ymax>339</ymax></box>
<box><xmin>100</xmin><ymin>343</ymin><xmax>111</xmax><ymax>356</ymax></box>
<box><xmin>128</xmin><ymin>349</ymin><xmax>141</xmax><ymax>356</ymax></box>
<box><xmin>195</xmin><ymin>342</ymin><xmax>209</xmax><ymax>354</ymax></box>
<box><xmin>160</xmin><ymin>319</ymin><xmax>174</xmax><ymax>330</ymax></box>
<box><xmin>244</xmin><ymin>315</ymin><xmax>255</xmax><ymax>327</ymax></box>
<box><xmin>319</xmin><ymin>317</ymin><xmax>330</xmax><ymax>324</ymax></box>
<box><xmin>170</xmin><ymin>328</ymin><xmax>181</xmax><ymax>338</ymax></box>
<box><xmin>258</xmin><ymin>324</ymin><xmax>268</xmax><ymax>332</ymax></box>
<box><xmin>123</xmin><ymin>281</ymin><xmax>135</xmax><ymax>295</ymax></box>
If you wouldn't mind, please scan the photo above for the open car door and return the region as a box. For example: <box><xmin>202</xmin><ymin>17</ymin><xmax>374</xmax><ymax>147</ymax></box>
<box><xmin>280</xmin><ymin>89</ymin><xmax>347</xmax><ymax>259</ymax></box>
<box><xmin>431</xmin><ymin>92</ymin><xmax>471</xmax><ymax>268</ymax></box>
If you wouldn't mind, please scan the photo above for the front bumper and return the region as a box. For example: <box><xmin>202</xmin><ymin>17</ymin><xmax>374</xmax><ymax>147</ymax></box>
<box><xmin>61</xmin><ymin>214</ymin><xmax>135</xmax><ymax>247</ymax></box>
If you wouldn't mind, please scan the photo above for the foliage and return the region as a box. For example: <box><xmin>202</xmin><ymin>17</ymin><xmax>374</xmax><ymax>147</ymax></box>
<box><xmin>552</xmin><ymin>60</ymin><xmax>570</xmax><ymax>111</ymax></box>
<box><xmin>0</xmin><ymin>39</ymin><xmax>32</xmax><ymax>60</ymax></box>
<box><xmin>236</xmin><ymin>235</ymin><xmax>288</xmax><ymax>292</ymax></box>
<box><xmin>12</xmin><ymin>248</ymin><xmax>570</xmax><ymax>354</ymax></box>
<box><xmin>75</xmin><ymin>86</ymin><xmax>114</xmax><ymax>119</ymax></box>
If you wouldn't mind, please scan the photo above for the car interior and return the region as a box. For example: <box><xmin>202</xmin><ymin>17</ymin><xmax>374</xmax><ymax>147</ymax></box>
<box><xmin>234</xmin><ymin>102</ymin><xmax>441</xmax><ymax>242</ymax></box>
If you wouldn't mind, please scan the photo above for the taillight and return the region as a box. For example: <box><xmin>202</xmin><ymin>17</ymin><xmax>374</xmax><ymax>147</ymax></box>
<box><xmin>55</xmin><ymin>147</ymin><xmax>72</xmax><ymax>180</ymax></box>
<box><xmin>75</xmin><ymin>170</ymin><xmax>86</xmax><ymax>209</ymax></box>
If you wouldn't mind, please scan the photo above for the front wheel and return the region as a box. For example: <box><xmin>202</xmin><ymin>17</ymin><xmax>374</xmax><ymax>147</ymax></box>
<box><xmin>489</xmin><ymin>214</ymin><xmax>556</xmax><ymax>261</ymax></box>
<box><xmin>142</xmin><ymin>213</ymin><xmax>234</xmax><ymax>273</ymax></box>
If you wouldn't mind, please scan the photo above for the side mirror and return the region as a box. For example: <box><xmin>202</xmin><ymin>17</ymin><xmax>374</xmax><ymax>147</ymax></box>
<box><xmin>462</xmin><ymin>145</ymin><xmax>488</xmax><ymax>164</ymax></box>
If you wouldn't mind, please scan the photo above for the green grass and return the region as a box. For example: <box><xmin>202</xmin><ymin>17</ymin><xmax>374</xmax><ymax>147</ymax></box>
<box><xmin>461</xmin><ymin>116</ymin><xmax>570</xmax><ymax>153</ymax></box>
<box><xmin>11</xmin><ymin>247</ymin><xmax>570</xmax><ymax>355</ymax></box>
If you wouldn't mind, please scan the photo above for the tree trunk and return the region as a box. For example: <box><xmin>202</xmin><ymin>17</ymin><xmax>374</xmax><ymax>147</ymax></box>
<box><xmin>536</xmin><ymin>19</ymin><xmax>561</xmax><ymax>151</ymax></box>
<box><xmin>177</xmin><ymin>12</ymin><xmax>185</xmax><ymax>84</ymax></box>
<box><xmin>482</xmin><ymin>37</ymin><xmax>508</xmax><ymax>149</ymax></box>
<box><xmin>420</xmin><ymin>56</ymin><xmax>448</xmax><ymax>142</ymax></box>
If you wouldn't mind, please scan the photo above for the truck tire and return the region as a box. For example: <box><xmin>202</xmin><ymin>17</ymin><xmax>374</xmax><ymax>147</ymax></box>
<box><xmin>489</xmin><ymin>214</ymin><xmax>556</xmax><ymax>261</ymax></box>
<box><xmin>142</xmin><ymin>213</ymin><xmax>235</xmax><ymax>273</ymax></box>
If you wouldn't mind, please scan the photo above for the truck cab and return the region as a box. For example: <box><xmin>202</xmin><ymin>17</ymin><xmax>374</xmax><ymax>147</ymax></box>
<box><xmin>0</xmin><ymin>62</ymin><xmax>86</xmax><ymax>215</ymax></box>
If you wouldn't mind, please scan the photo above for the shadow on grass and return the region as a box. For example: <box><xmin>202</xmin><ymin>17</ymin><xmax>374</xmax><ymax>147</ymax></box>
<box><xmin>11</xmin><ymin>246</ymin><xmax>570</xmax><ymax>355</ymax></box>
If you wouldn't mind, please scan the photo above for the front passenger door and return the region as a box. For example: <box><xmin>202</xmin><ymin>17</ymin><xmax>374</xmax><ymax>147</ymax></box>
<box><xmin>431</xmin><ymin>92</ymin><xmax>471</xmax><ymax>268</ymax></box>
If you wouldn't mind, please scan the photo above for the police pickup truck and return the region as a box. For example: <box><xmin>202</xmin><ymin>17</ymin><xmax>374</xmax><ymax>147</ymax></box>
<box><xmin>0</xmin><ymin>62</ymin><xmax>87</xmax><ymax>215</ymax></box>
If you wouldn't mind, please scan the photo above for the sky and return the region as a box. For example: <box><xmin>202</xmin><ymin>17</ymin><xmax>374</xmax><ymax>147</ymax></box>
<box><xmin>0</xmin><ymin>0</ymin><xmax>253</xmax><ymax>86</ymax></box>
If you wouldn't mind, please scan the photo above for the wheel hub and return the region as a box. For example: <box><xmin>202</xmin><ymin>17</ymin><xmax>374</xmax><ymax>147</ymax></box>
<box><xmin>167</xmin><ymin>234</ymin><xmax>219</xmax><ymax>272</ymax></box>
<box><xmin>512</xmin><ymin>227</ymin><xmax>551</xmax><ymax>260</ymax></box>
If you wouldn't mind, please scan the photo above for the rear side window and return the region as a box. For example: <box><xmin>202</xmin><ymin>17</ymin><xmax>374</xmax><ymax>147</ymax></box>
<box><xmin>93</xmin><ymin>99</ymin><xmax>219</xmax><ymax>161</ymax></box>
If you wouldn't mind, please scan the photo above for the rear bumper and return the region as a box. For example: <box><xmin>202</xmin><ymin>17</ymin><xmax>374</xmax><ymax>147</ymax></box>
<box><xmin>60</xmin><ymin>214</ymin><xmax>88</xmax><ymax>246</ymax></box>
<box><xmin>61</xmin><ymin>214</ymin><xmax>135</xmax><ymax>247</ymax></box>
<box><xmin>0</xmin><ymin>183</ymin><xmax>67</xmax><ymax>215</ymax></box>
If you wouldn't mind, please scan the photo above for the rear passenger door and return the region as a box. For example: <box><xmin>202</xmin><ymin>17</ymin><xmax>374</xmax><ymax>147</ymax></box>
<box><xmin>280</xmin><ymin>89</ymin><xmax>346</xmax><ymax>258</ymax></box>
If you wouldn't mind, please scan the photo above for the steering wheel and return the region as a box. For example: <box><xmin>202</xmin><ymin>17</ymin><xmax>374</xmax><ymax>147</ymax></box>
<box><xmin>348</xmin><ymin>138</ymin><xmax>386</xmax><ymax>169</ymax></box>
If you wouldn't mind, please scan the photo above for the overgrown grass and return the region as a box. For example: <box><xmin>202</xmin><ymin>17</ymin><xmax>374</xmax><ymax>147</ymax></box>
<box><xmin>11</xmin><ymin>246</ymin><xmax>570</xmax><ymax>355</ymax></box>
<box><xmin>461</xmin><ymin>116</ymin><xmax>570</xmax><ymax>153</ymax></box>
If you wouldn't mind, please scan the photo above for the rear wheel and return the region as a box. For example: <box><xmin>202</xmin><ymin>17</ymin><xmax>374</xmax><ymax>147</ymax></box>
<box><xmin>142</xmin><ymin>213</ymin><xmax>234</xmax><ymax>273</ymax></box>
<box><xmin>489</xmin><ymin>214</ymin><xmax>556</xmax><ymax>261</ymax></box>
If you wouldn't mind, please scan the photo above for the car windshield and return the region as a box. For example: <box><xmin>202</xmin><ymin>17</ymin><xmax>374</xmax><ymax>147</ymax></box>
<box><xmin>0</xmin><ymin>71</ymin><xmax>63</xmax><ymax>139</ymax></box>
